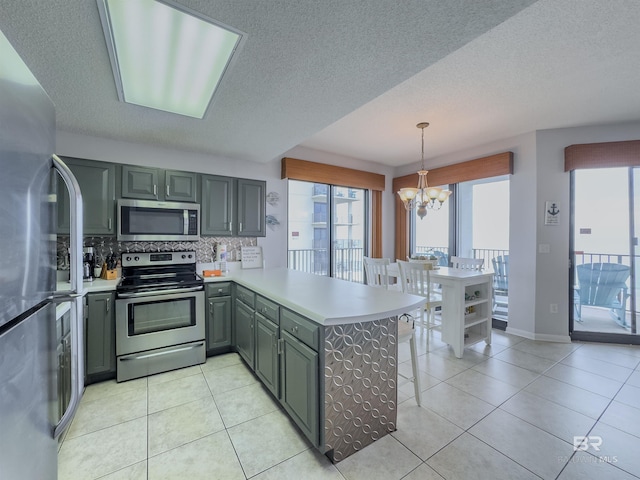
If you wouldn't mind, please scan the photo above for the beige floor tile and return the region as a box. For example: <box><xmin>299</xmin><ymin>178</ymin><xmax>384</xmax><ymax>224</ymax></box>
<box><xmin>402</xmin><ymin>463</ymin><xmax>445</xmax><ymax>480</ymax></box>
<box><xmin>430</xmin><ymin>347</ymin><xmax>489</xmax><ymax>369</ymax></box>
<box><xmin>500</xmin><ymin>390</ymin><xmax>596</xmax><ymax>443</ymax></box>
<box><xmin>416</xmin><ymin>353</ymin><xmax>467</xmax><ymax>381</ymax></box>
<box><xmin>252</xmin><ymin>448</ymin><xmax>344</xmax><ymax>480</ymax></box>
<box><xmin>148</xmin><ymin>396</ymin><xmax>225</xmax><ymax>457</ymax></box>
<box><xmin>419</xmin><ymin>382</ymin><xmax>494</xmax><ymax>430</ymax></box>
<box><xmin>490</xmin><ymin>330</ymin><xmax>526</xmax><ymax>347</ymax></box>
<box><xmin>511</xmin><ymin>339</ymin><xmax>579</xmax><ymax>362</ymax></box>
<box><xmin>561</xmin><ymin>351</ymin><xmax>634</xmax><ymax>382</ymax></box>
<box><xmin>58</xmin><ymin>417</ymin><xmax>147</xmax><ymax>480</ymax></box>
<box><xmin>392</xmin><ymin>403</ymin><xmax>463</xmax><ymax>460</ymax></box>
<box><xmin>626</xmin><ymin>370</ymin><xmax>640</xmax><ymax>388</ymax></box>
<box><xmin>614</xmin><ymin>383</ymin><xmax>640</xmax><ymax>408</ymax></box>
<box><xmin>445</xmin><ymin>369</ymin><xmax>520</xmax><ymax>406</ymax></box>
<box><xmin>427</xmin><ymin>432</ymin><xmax>539</xmax><ymax>480</ymax></box>
<box><xmin>493</xmin><ymin>348</ymin><xmax>557</xmax><ymax>374</ymax></box>
<box><xmin>590</xmin><ymin>422</ymin><xmax>640</xmax><ymax>477</ymax></box>
<box><xmin>573</xmin><ymin>344</ymin><xmax>640</xmax><ymax>369</ymax></box>
<box><xmin>557</xmin><ymin>452</ymin><xmax>639</xmax><ymax>480</ymax></box>
<box><xmin>335</xmin><ymin>434</ymin><xmax>421</xmax><ymax>480</ymax></box>
<box><xmin>148</xmin><ymin>372</ymin><xmax>212</xmax><ymax>414</ymax></box>
<box><xmin>214</xmin><ymin>382</ymin><xmax>280</xmax><ymax>427</ymax></box>
<box><xmin>67</xmin><ymin>386</ymin><xmax>147</xmax><ymax>439</ymax></box>
<box><xmin>544</xmin><ymin>363</ymin><xmax>623</xmax><ymax>398</ymax></box>
<box><xmin>148</xmin><ymin>431</ymin><xmax>245</xmax><ymax>480</ymax></box>
<box><xmin>524</xmin><ymin>376</ymin><xmax>610</xmax><ymax>419</ymax></box>
<box><xmin>97</xmin><ymin>461</ymin><xmax>147</xmax><ymax>480</ymax></box>
<box><xmin>599</xmin><ymin>400</ymin><xmax>640</xmax><ymax>438</ymax></box>
<box><xmin>147</xmin><ymin>364</ymin><xmax>203</xmax><ymax>386</ymax></box>
<box><xmin>471</xmin><ymin>357</ymin><xmax>540</xmax><ymax>389</ymax></box>
<box><xmin>227</xmin><ymin>409</ymin><xmax>310</xmax><ymax>478</ymax></box>
<box><xmin>469</xmin><ymin>409</ymin><xmax>574</xmax><ymax>479</ymax></box>
<box><xmin>81</xmin><ymin>377</ymin><xmax>147</xmax><ymax>403</ymax></box>
<box><xmin>199</xmin><ymin>352</ymin><xmax>243</xmax><ymax>371</ymax></box>
<box><xmin>202</xmin><ymin>362</ymin><xmax>259</xmax><ymax>395</ymax></box>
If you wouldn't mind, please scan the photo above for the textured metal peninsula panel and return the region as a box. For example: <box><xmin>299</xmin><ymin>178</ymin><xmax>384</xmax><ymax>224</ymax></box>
<box><xmin>324</xmin><ymin>317</ymin><xmax>398</xmax><ymax>462</ymax></box>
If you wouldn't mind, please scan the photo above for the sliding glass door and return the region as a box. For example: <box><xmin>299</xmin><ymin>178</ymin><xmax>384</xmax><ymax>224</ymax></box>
<box><xmin>288</xmin><ymin>180</ymin><xmax>367</xmax><ymax>282</ymax></box>
<box><xmin>571</xmin><ymin>167</ymin><xmax>638</xmax><ymax>338</ymax></box>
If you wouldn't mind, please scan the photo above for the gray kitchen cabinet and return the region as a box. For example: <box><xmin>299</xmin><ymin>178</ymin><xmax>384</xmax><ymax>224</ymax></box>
<box><xmin>85</xmin><ymin>291</ymin><xmax>116</xmax><ymax>383</ymax></box>
<box><xmin>201</xmin><ymin>174</ymin><xmax>234</xmax><ymax>236</ymax></box>
<box><xmin>122</xmin><ymin>165</ymin><xmax>197</xmax><ymax>202</ymax></box>
<box><xmin>201</xmin><ymin>175</ymin><xmax>266</xmax><ymax>237</ymax></box>
<box><xmin>280</xmin><ymin>328</ymin><xmax>319</xmax><ymax>445</ymax></box>
<box><xmin>57</xmin><ymin>157</ymin><xmax>116</xmax><ymax>235</ymax></box>
<box><xmin>205</xmin><ymin>283</ymin><xmax>232</xmax><ymax>354</ymax></box>
<box><xmin>234</xmin><ymin>287</ymin><xmax>255</xmax><ymax>367</ymax></box>
<box><xmin>237</xmin><ymin>179</ymin><xmax>266</xmax><ymax>237</ymax></box>
<box><xmin>254</xmin><ymin>295</ymin><xmax>280</xmax><ymax>397</ymax></box>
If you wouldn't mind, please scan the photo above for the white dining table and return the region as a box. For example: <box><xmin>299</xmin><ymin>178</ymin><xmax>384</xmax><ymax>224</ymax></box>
<box><xmin>388</xmin><ymin>264</ymin><xmax>494</xmax><ymax>358</ymax></box>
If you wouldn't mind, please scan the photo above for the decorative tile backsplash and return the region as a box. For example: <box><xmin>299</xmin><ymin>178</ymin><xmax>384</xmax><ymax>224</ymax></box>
<box><xmin>56</xmin><ymin>235</ymin><xmax>257</xmax><ymax>269</ymax></box>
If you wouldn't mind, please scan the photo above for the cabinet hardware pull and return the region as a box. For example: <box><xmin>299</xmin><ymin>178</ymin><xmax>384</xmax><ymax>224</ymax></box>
<box><xmin>153</xmin><ymin>184</ymin><xmax>157</xmax><ymax>196</ymax></box>
<box><xmin>218</xmin><ymin>289</ymin><xmax>223</xmax><ymax>294</ymax></box>
<box><xmin>108</xmin><ymin>218</ymin><xmax>112</xmax><ymax>230</ymax></box>
<box><xmin>291</xmin><ymin>325</ymin><xmax>298</xmax><ymax>333</ymax></box>
<box><xmin>239</xmin><ymin>222</ymin><xmax>243</xmax><ymax>232</ymax></box>
<box><xmin>166</xmin><ymin>185</ymin><xmax>169</xmax><ymax>197</ymax></box>
<box><xmin>228</xmin><ymin>221</ymin><xmax>232</xmax><ymax>232</ymax></box>
<box><xmin>277</xmin><ymin>338</ymin><xmax>284</xmax><ymax>354</ymax></box>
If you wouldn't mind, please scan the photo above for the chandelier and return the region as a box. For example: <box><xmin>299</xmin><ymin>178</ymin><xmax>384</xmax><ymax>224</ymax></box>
<box><xmin>397</xmin><ymin>122</ymin><xmax>451</xmax><ymax>219</ymax></box>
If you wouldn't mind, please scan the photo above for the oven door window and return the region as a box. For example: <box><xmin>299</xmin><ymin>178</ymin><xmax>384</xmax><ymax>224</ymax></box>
<box><xmin>128</xmin><ymin>297</ymin><xmax>195</xmax><ymax>336</ymax></box>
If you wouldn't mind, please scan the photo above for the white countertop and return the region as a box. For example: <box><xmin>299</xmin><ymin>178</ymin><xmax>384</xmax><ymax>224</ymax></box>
<box><xmin>56</xmin><ymin>278</ymin><xmax>120</xmax><ymax>294</ymax></box>
<box><xmin>206</xmin><ymin>267</ymin><xmax>426</xmax><ymax>326</ymax></box>
<box><xmin>56</xmin><ymin>267</ymin><xmax>425</xmax><ymax>327</ymax></box>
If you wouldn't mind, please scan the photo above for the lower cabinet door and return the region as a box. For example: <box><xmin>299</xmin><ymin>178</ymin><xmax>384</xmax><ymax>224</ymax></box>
<box><xmin>234</xmin><ymin>300</ymin><xmax>255</xmax><ymax>368</ymax></box>
<box><xmin>254</xmin><ymin>314</ymin><xmax>279</xmax><ymax>397</ymax></box>
<box><xmin>206</xmin><ymin>296</ymin><xmax>231</xmax><ymax>352</ymax></box>
<box><xmin>280</xmin><ymin>330</ymin><xmax>319</xmax><ymax>445</ymax></box>
<box><xmin>85</xmin><ymin>292</ymin><xmax>115</xmax><ymax>380</ymax></box>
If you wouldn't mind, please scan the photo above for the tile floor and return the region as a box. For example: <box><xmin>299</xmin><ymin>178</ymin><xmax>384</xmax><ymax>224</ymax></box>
<box><xmin>58</xmin><ymin>330</ymin><xmax>640</xmax><ymax>479</ymax></box>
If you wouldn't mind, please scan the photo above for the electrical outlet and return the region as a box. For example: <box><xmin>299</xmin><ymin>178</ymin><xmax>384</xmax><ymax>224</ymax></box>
<box><xmin>550</xmin><ymin>303</ymin><xmax>558</xmax><ymax>313</ymax></box>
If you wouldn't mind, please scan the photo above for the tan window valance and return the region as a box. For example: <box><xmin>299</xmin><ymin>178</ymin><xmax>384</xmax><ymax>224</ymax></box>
<box><xmin>282</xmin><ymin>157</ymin><xmax>385</xmax><ymax>191</ymax></box>
<box><xmin>564</xmin><ymin>140</ymin><xmax>640</xmax><ymax>171</ymax></box>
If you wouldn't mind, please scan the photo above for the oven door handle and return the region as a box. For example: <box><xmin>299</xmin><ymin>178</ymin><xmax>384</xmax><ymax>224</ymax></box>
<box><xmin>117</xmin><ymin>286</ymin><xmax>204</xmax><ymax>298</ymax></box>
<box><xmin>119</xmin><ymin>342</ymin><xmax>204</xmax><ymax>361</ymax></box>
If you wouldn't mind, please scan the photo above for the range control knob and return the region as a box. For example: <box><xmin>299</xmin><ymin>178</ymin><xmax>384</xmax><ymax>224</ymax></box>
<box><xmin>188</xmin><ymin>254</ymin><xmax>193</xmax><ymax>259</ymax></box>
<box><xmin>134</xmin><ymin>256</ymin><xmax>140</xmax><ymax>261</ymax></box>
<box><xmin>182</xmin><ymin>254</ymin><xmax>187</xmax><ymax>259</ymax></box>
<box><xmin>125</xmin><ymin>256</ymin><xmax>131</xmax><ymax>262</ymax></box>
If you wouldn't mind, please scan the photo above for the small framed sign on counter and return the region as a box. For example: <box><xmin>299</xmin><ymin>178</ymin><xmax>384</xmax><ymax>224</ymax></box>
<box><xmin>241</xmin><ymin>246</ymin><xmax>263</xmax><ymax>269</ymax></box>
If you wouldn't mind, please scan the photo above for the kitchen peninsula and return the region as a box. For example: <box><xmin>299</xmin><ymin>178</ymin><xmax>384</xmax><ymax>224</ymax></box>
<box><xmin>205</xmin><ymin>267</ymin><xmax>425</xmax><ymax>462</ymax></box>
<box><xmin>64</xmin><ymin>266</ymin><xmax>424</xmax><ymax>462</ymax></box>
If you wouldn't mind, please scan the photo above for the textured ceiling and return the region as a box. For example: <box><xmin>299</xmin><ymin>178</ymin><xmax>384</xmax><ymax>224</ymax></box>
<box><xmin>1</xmin><ymin>1</ymin><xmax>638</xmax><ymax>168</ymax></box>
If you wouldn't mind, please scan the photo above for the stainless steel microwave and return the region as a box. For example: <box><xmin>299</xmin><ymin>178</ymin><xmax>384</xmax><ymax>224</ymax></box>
<box><xmin>117</xmin><ymin>199</ymin><xmax>200</xmax><ymax>241</ymax></box>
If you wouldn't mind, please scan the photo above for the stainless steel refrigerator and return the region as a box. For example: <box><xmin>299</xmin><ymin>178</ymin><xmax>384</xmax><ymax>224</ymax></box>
<box><xmin>0</xmin><ymin>29</ymin><xmax>84</xmax><ymax>479</ymax></box>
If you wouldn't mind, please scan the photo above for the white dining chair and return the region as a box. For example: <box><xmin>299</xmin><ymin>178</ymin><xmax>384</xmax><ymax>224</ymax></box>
<box><xmin>363</xmin><ymin>256</ymin><xmax>391</xmax><ymax>289</ymax></box>
<box><xmin>364</xmin><ymin>257</ymin><xmax>421</xmax><ymax>405</ymax></box>
<box><xmin>450</xmin><ymin>256</ymin><xmax>484</xmax><ymax>271</ymax></box>
<box><xmin>397</xmin><ymin>260</ymin><xmax>443</xmax><ymax>352</ymax></box>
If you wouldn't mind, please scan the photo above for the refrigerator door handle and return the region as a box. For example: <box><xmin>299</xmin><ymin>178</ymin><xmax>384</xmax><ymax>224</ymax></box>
<box><xmin>52</xmin><ymin>155</ymin><xmax>85</xmax><ymax>438</ymax></box>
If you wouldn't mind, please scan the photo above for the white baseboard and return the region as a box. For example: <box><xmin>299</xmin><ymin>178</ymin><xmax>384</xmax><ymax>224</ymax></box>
<box><xmin>505</xmin><ymin>327</ymin><xmax>571</xmax><ymax>343</ymax></box>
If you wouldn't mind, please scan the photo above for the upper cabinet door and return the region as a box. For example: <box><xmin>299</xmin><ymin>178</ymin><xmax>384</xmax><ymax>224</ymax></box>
<box><xmin>164</xmin><ymin>170</ymin><xmax>197</xmax><ymax>203</ymax></box>
<box><xmin>237</xmin><ymin>179</ymin><xmax>266</xmax><ymax>237</ymax></box>
<box><xmin>201</xmin><ymin>175</ymin><xmax>234</xmax><ymax>236</ymax></box>
<box><xmin>57</xmin><ymin>158</ymin><xmax>116</xmax><ymax>235</ymax></box>
<box><xmin>121</xmin><ymin>165</ymin><xmax>159</xmax><ymax>200</ymax></box>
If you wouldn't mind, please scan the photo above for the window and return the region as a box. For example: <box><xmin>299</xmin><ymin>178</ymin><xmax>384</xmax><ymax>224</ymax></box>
<box><xmin>288</xmin><ymin>180</ymin><xmax>367</xmax><ymax>282</ymax></box>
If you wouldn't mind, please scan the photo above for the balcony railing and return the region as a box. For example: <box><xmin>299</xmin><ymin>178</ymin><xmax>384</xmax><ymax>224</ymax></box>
<box><xmin>288</xmin><ymin>247</ymin><xmax>364</xmax><ymax>283</ymax></box>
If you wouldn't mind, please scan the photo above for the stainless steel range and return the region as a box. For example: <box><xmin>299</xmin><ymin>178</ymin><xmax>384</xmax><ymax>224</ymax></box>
<box><xmin>115</xmin><ymin>251</ymin><xmax>205</xmax><ymax>382</ymax></box>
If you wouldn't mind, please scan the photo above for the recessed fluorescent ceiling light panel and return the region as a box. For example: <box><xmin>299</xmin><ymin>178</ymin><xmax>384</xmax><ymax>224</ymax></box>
<box><xmin>97</xmin><ymin>0</ymin><xmax>242</xmax><ymax>119</ymax></box>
